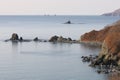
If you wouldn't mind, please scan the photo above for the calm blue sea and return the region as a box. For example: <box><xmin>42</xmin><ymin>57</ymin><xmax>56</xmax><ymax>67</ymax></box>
<box><xmin>0</xmin><ymin>15</ymin><xmax>119</xmax><ymax>40</ymax></box>
<box><xmin>0</xmin><ymin>15</ymin><xmax>120</xmax><ymax>80</ymax></box>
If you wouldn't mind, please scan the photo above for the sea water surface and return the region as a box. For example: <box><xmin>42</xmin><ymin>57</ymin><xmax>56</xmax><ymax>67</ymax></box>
<box><xmin>0</xmin><ymin>15</ymin><xmax>120</xmax><ymax>80</ymax></box>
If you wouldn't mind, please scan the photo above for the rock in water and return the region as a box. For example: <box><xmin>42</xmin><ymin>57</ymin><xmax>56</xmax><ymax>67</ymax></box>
<box><xmin>64</xmin><ymin>20</ymin><xmax>71</xmax><ymax>24</ymax></box>
<box><xmin>20</xmin><ymin>37</ymin><xmax>23</xmax><ymax>41</ymax></box>
<box><xmin>10</xmin><ymin>33</ymin><xmax>19</xmax><ymax>40</ymax></box>
<box><xmin>49</xmin><ymin>35</ymin><xmax>75</xmax><ymax>43</ymax></box>
<box><xmin>67</xmin><ymin>37</ymin><xmax>72</xmax><ymax>41</ymax></box>
<box><xmin>49</xmin><ymin>35</ymin><xmax>59</xmax><ymax>42</ymax></box>
<box><xmin>33</xmin><ymin>37</ymin><xmax>39</xmax><ymax>41</ymax></box>
<box><xmin>57</xmin><ymin>36</ymin><xmax>64</xmax><ymax>42</ymax></box>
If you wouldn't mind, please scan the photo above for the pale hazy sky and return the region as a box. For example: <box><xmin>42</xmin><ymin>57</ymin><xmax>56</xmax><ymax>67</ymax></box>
<box><xmin>0</xmin><ymin>0</ymin><xmax>120</xmax><ymax>15</ymax></box>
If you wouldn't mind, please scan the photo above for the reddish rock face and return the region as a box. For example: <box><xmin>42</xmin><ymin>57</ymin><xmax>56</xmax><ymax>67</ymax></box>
<box><xmin>80</xmin><ymin>20</ymin><xmax>120</xmax><ymax>65</ymax></box>
<box><xmin>104</xmin><ymin>25</ymin><xmax>120</xmax><ymax>56</ymax></box>
<box><xmin>108</xmin><ymin>74</ymin><xmax>120</xmax><ymax>80</ymax></box>
<box><xmin>81</xmin><ymin>26</ymin><xmax>110</xmax><ymax>43</ymax></box>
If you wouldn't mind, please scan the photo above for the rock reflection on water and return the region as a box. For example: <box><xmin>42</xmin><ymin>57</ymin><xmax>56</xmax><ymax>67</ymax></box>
<box><xmin>80</xmin><ymin>43</ymin><xmax>101</xmax><ymax>49</ymax></box>
<box><xmin>11</xmin><ymin>41</ymin><xmax>18</xmax><ymax>53</ymax></box>
<box><xmin>108</xmin><ymin>73</ymin><xmax>120</xmax><ymax>80</ymax></box>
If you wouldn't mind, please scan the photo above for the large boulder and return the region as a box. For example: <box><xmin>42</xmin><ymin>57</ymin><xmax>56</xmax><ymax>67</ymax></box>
<box><xmin>80</xmin><ymin>20</ymin><xmax>120</xmax><ymax>66</ymax></box>
<box><xmin>10</xmin><ymin>33</ymin><xmax>19</xmax><ymax>40</ymax></box>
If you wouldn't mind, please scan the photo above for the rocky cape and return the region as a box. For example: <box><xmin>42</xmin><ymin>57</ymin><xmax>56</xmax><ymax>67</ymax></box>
<box><xmin>102</xmin><ymin>8</ymin><xmax>120</xmax><ymax>16</ymax></box>
<box><xmin>80</xmin><ymin>20</ymin><xmax>120</xmax><ymax>66</ymax></box>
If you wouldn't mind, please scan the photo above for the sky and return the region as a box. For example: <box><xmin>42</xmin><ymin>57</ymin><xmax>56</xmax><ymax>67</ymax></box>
<box><xmin>0</xmin><ymin>0</ymin><xmax>120</xmax><ymax>15</ymax></box>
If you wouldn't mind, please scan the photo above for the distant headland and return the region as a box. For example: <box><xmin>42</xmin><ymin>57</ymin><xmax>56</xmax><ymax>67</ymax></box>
<box><xmin>102</xmin><ymin>8</ymin><xmax>120</xmax><ymax>16</ymax></box>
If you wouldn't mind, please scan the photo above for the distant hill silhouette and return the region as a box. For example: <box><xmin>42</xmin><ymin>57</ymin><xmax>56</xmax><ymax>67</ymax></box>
<box><xmin>102</xmin><ymin>8</ymin><xmax>120</xmax><ymax>16</ymax></box>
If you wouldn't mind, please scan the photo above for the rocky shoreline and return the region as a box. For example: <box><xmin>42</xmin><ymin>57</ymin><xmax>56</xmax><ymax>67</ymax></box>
<box><xmin>80</xmin><ymin>20</ymin><xmax>120</xmax><ymax>74</ymax></box>
<box><xmin>81</xmin><ymin>55</ymin><xmax>120</xmax><ymax>74</ymax></box>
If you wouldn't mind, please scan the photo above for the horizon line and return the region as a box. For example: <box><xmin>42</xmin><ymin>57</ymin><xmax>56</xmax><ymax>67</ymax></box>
<box><xmin>0</xmin><ymin>14</ymin><xmax>101</xmax><ymax>16</ymax></box>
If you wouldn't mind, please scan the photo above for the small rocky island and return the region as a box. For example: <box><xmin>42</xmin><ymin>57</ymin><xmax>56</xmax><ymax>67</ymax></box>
<box><xmin>80</xmin><ymin>20</ymin><xmax>120</xmax><ymax>74</ymax></box>
<box><xmin>102</xmin><ymin>8</ymin><xmax>120</xmax><ymax>16</ymax></box>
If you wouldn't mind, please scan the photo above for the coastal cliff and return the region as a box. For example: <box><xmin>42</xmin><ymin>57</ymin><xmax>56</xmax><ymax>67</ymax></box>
<box><xmin>80</xmin><ymin>20</ymin><xmax>120</xmax><ymax>66</ymax></box>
